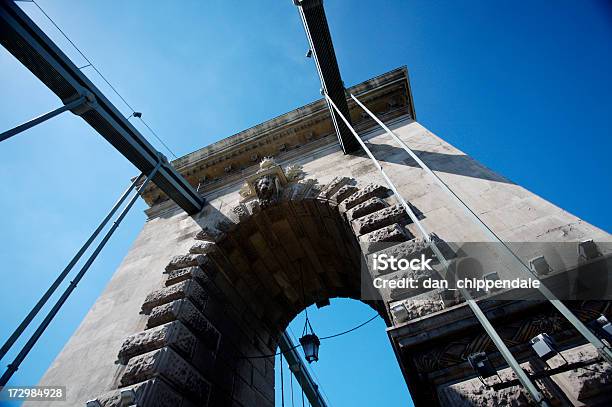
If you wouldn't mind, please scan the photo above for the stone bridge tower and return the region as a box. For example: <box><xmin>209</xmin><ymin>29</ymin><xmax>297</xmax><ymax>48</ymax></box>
<box><xmin>29</xmin><ymin>67</ymin><xmax>612</xmax><ymax>406</ymax></box>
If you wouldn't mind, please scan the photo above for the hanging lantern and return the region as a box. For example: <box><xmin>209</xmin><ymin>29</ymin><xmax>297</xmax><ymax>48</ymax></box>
<box><xmin>300</xmin><ymin>308</ymin><xmax>320</xmax><ymax>363</ymax></box>
<box><xmin>299</xmin><ymin>333</ymin><xmax>320</xmax><ymax>363</ymax></box>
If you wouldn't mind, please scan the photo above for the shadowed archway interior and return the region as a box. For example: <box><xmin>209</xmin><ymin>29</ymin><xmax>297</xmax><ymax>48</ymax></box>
<box><xmin>100</xmin><ymin>173</ymin><xmax>414</xmax><ymax>406</ymax></box>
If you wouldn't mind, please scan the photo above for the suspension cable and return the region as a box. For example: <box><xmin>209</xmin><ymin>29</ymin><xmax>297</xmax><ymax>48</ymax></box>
<box><xmin>349</xmin><ymin>93</ymin><xmax>612</xmax><ymax>364</ymax></box>
<box><xmin>324</xmin><ymin>93</ymin><xmax>549</xmax><ymax>406</ymax></box>
<box><xmin>24</xmin><ymin>0</ymin><xmax>178</xmax><ymax>159</ymax></box>
<box><xmin>0</xmin><ymin>162</ymin><xmax>161</xmax><ymax>387</ymax></box>
<box><xmin>0</xmin><ymin>174</ymin><xmax>143</xmax><ymax>361</ymax></box>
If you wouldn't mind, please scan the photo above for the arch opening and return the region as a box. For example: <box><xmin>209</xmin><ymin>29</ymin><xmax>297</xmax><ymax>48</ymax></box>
<box><xmin>105</xmin><ymin>166</ymin><xmax>418</xmax><ymax>406</ymax></box>
<box><xmin>274</xmin><ymin>298</ymin><xmax>414</xmax><ymax>407</ymax></box>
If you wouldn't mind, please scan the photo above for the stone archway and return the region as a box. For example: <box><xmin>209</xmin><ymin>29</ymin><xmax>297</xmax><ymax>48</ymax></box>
<box><xmin>90</xmin><ymin>158</ymin><xmax>415</xmax><ymax>406</ymax></box>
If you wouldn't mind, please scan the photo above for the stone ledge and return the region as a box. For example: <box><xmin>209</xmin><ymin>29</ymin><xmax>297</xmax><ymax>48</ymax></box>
<box><xmin>188</xmin><ymin>240</ymin><xmax>217</xmax><ymax>255</ymax></box>
<box><xmin>318</xmin><ymin>176</ymin><xmax>353</xmax><ymax>199</ymax></box>
<box><xmin>92</xmin><ymin>377</ymin><xmax>197</xmax><ymax>407</ymax></box>
<box><xmin>121</xmin><ymin>347</ymin><xmax>211</xmax><ymax>404</ymax></box>
<box><xmin>339</xmin><ymin>183</ymin><xmax>389</xmax><ymax>212</ymax></box>
<box><xmin>352</xmin><ymin>204</ymin><xmax>409</xmax><ymax>235</ymax></box>
<box><xmin>142</xmin><ymin>280</ymin><xmax>208</xmax><ymax>314</ymax></box>
<box><xmin>165</xmin><ymin>254</ymin><xmax>207</xmax><ymax>272</ymax></box>
<box><xmin>437</xmin><ymin>363</ymin><xmax>532</xmax><ymax>407</ymax></box>
<box><xmin>333</xmin><ymin>185</ymin><xmax>359</xmax><ymax>203</ymax></box>
<box><xmin>195</xmin><ymin>227</ymin><xmax>225</xmax><ymax>243</ymax></box>
<box><xmin>345</xmin><ymin>197</ymin><xmax>388</xmax><ymax>221</ymax></box>
<box><xmin>359</xmin><ymin>223</ymin><xmax>411</xmax><ymax>254</ymax></box>
<box><xmin>147</xmin><ymin>299</ymin><xmax>220</xmax><ymax>352</ymax></box>
<box><xmin>165</xmin><ymin>266</ymin><xmax>207</xmax><ymax>287</ymax></box>
<box><xmin>118</xmin><ymin>321</ymin><xmax>198</xmax><ymax>364</ymax></box>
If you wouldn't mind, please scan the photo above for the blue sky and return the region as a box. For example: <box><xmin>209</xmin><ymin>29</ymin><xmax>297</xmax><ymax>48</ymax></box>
<box><xmin>0</xmin><ymin>0</ymin><xmax>611</xmax><ymax>405</ymax></box>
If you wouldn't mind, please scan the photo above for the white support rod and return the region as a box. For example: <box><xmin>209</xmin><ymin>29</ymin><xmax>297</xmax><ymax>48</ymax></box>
<box><xmin>325</xmin><ymin>94</ymin><xmax>549</xmax><ymax>406</ymax></box>
<box><xmin>350</xmin><ymin>93</ymin><xmax>612</xmax><ymax>363</ymax></box>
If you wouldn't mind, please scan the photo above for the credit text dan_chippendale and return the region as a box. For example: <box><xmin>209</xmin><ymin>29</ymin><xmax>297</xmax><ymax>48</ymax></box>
<box><xmin>371</xmin><ymin>253</ymin><xmax>541</xmax><ymax>292</ymax></box>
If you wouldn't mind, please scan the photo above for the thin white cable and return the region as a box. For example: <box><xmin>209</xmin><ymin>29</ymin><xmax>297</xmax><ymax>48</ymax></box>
<box><xmin>350</xmin><ymin>93</ymin><xmax>612</xmax><ymax>363</ymax></box>
<box><xmin>325</xmin><ymin>94</ymin><xmax>549</xmax><ymax>406</ymax></box>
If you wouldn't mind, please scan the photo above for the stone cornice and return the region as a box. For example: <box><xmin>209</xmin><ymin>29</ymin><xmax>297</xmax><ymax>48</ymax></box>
<box><xmin>140</xmin><ymin>66</ymin><xmax>415</xmax><ymax>210</ymax></box>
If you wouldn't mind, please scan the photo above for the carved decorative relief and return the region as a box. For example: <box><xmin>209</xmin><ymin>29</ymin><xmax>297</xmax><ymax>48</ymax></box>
<box><xmin>285</xmin><ymin>164</ymin><xmax>305</xmax><ymax>182</ymax></box>
<box><xmin>237</xmin><ymin>157</ymin><xmax>311</xmax><ymax>208</ymax></box>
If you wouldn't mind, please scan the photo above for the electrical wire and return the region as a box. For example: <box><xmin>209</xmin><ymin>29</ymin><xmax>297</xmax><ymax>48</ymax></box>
<box><xmin>319</xmin><ymin>314</ymin><xmax>379</xmax><ymax>340</ymax></box>
<box><xmin>242</xmin><ymin>313</ymin><xmax>380</xmax><ymax>359</ymax></box>
<box><xmin>27</xmin><ymin>0</ymin><xmax>178</xmax><ymax>159</ymax></box>
<box><xmin>242</xmin><ymin>342</ymin><xmax>301</xmax><ymax>360</ymax></box>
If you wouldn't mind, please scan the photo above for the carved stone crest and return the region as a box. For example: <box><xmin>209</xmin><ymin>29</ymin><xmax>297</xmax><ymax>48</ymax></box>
<box><xmin>238</xmin><ymin>157</ymin><xmax>305</xmax><ymax>207</ymax></box>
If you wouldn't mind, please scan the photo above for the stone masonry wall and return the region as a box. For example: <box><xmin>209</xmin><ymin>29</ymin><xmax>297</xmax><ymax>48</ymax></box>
<box><xmin>28</xmin><ymin>115</ymin><xmax>612</xmax><ymax>406</ymax></box>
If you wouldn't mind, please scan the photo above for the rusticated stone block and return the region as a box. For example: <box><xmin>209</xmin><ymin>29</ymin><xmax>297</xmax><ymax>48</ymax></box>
<box><xmin>164</xmin><ymin>266</ymin><xmax>224</xmax><ymax>300</ymax></box>
<box><xmin>549</xmin><ymin>344</ymin><xmax>612</xmax><ymax>401</ymax></box>
<box><xmin>340</xmin><ymin>184</ymin><xmax>389</xmax><ymax>212</ymax></box>
<box><xmin>93</xmin><ymin>377</ymin><xmax>196</xmax><ymax>407</ymax></box>
<box><xmin>142</xmin><ymin>280</ymin><xmax>208</xmax><ymax>313</ymax></box>
<box><xmin>188</xmin><ymin>240</ymin><xmax>216</xmax><ymax>255</ymax></box>
<box><xmin>118</xmin><ymin>321</ymin><xmax>197</xmax><ymax>364</ymax></box>
<box><xmin>395</xmin><ymin>289</ymin><xmax>445</xmax><ymax>317</ymax></box>
<box><xmin>121</xmin><ymin>347</ymin><xmax>211</xmax><ymax>404</ymax></box>
<box><xmin>195</xmin><ymin>226</ymin><xmax>225</xmax><ymax>242</ymax></box>
<box><xmin>352</xmin><ymin>204</ymin><xmax>409</xmax><ymax>235</ymax></box>
<box><xmin>368</xmin><ymin>235</ymin><xmax>429</xmax><ymax>261</ymax></box>
<box><xmin>438</xmin><ymin>366</ymin><xmax>532</xmax><ymax>406</ymax></box>
<box><xmin>361</xmin><ymin>223</ymin><xmax>409</xmax><ymax>244</ymax></box>
<box><xmin>147</xmin><ymin>299</ymin><xmax>220</xmax><ymax>352</ymax></box>
<box><xmin>318</xmin><ymin>176</ymin><xmax>353</xmax><ymax>199</ymax></box>
<box><xmin>333</xmin><ymin>185</ymin><xmax>358</xmax><ymax>203</ymax></box>
<box><xmin>345</xmin><ymin>197</ymin><xmax>387</xmax><ymax>220</ymax></box>
<box><xmin>165</xmin><ymin>266</ymin><xmax>207</xmax><ymax>287</ymax></box>
<box><xmin>369</xmin><ymin>234</ymin><xmax>454</xmax><ymax>267</ymax></box>
<box><xmin>165</xmin><ymin>254</ymin><xmax>207</xmax><ymax>272</ymax></box>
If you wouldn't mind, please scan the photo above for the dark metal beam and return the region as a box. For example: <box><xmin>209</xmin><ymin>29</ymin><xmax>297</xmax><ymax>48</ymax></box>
<box><xmin>0</xmin><ymin>0</ymin><xmax>204</xmax><ymax>214</ymax></box>
<box><xmin>279</xmin><ymin>331</ymin><xmax>328</xmax><ymax>407</ymax></box>
<box><xmin>295</xmin><ymin>0</ymin><xmax>360</xmax><ymax>153</ymax></box>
